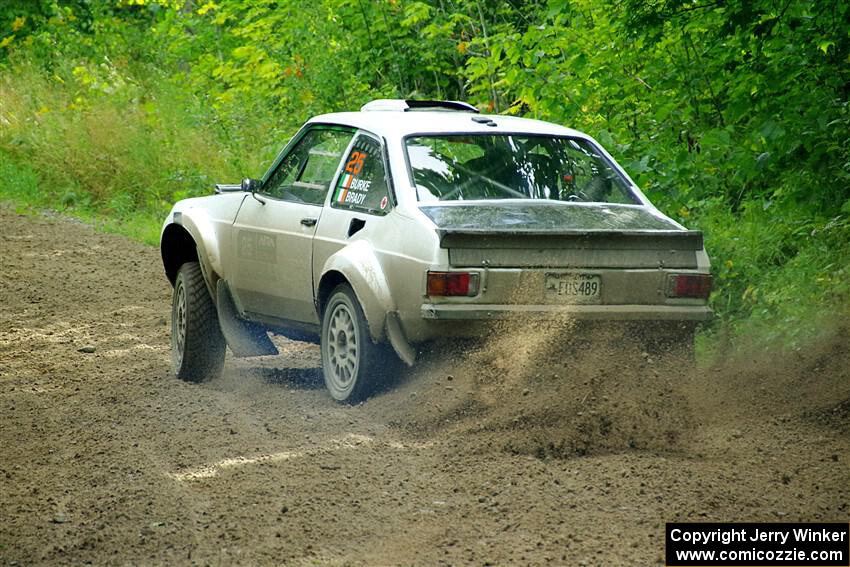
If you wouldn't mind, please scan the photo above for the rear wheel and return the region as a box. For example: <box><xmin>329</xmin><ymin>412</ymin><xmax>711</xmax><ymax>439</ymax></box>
<box><xmin>171</xmin><ymin>262</ymin><xmax>226</xmax><ymax>382</ymax></box>
<box><xmin>321</xmin><ymin>284</ymin><xmax>384</xmax><ymax>403</ymax></box>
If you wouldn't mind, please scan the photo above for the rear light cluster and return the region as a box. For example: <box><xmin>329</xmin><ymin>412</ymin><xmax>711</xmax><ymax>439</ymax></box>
<box><xmin>668</xmin><ymin>274</ymin><xmax>712</xmax><ymax>299</ymax></box>
<box><xmin>426</xmin><ymin>271</ymin><xmax>480</xmax><ymax>297</ymax></box>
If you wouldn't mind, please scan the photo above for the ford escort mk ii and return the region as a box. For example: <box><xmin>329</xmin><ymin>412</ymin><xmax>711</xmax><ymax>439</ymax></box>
<box><xmin>160</xmin><ymin>99</ymin><xmax>712</xmax><ymax>402</ymax></box>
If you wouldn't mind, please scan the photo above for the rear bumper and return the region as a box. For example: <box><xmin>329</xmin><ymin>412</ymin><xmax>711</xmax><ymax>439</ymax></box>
<box><xmin>420</xmin><ymin>303</ymin><xmax>713</xmax><ymax>322</ymax></box>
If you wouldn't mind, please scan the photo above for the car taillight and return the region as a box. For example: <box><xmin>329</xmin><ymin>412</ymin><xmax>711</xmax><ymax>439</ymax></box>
<box><xmin>426</xmin><ymin>271</ymin><xmax>479</xmax><ymax>297</ymax></box>
<box><xmin>668</xmin><ymin>274</ymin><xmax>712</xmax><ymax>299</ymax></box>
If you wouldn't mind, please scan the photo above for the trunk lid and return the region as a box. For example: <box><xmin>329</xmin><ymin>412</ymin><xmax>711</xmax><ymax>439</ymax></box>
<box><xmin>420</xmin><ymin>202</ymin><xmax>702</xmax><ymax>269</ymax></box>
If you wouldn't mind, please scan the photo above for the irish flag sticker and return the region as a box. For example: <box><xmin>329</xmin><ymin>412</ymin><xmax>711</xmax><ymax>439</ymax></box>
<box><xmin>335</xmin><ymin>173</ymin><xmax>353</xmax><ymax>203</ymax></box>
<box><xmin>380</xmin><ymin>195</ymin><xmax>388</xmax><ymax>210</ymax></box>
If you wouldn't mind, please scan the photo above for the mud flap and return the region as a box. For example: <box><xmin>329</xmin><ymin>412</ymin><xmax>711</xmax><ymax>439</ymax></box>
<box><xmin>215</xmin><ymin>281</ymin><xmax>278</xmax><ymax>357</ymax></box>
<box><xmin>385</xmin><ymin>311</ymin><xmax>415</xmax><ymax>367</ymax></box>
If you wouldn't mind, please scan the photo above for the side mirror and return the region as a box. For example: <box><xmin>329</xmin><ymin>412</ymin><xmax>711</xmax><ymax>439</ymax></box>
<box><xmin>241</xmin><ymin>178</ymin><xmax>263</xmax><ymax>193</ymax></box>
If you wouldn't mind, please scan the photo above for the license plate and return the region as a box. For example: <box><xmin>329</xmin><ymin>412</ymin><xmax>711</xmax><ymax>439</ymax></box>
<box><xmin>544</xmin><ymin>273</ymin><xmax>601</xmax><ymax>303</ymax></box>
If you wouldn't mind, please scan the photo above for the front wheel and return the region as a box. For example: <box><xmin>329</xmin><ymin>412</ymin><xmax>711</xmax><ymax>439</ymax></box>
<box><xmin>320</xmin><ymin>284</ymin><xmax>384</xmax><ymax>403</ymax></box>
<box><xmin>171</xmin><ymin>262</ymin><xmax>226</xmax><ymax>382</ymax></box>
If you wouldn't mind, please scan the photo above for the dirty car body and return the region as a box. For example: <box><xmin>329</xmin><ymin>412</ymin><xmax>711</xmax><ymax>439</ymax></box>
<box><xmin>160</xmin><ymin>99</ymin><xmax>712</xmax><ymax>402</ymax></box>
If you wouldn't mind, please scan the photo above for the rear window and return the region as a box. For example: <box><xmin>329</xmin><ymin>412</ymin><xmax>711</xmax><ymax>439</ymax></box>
<box><xmin>405</xmin><ymin>134</ymin><xmax>639</xmax><ymax>205</ymax></box>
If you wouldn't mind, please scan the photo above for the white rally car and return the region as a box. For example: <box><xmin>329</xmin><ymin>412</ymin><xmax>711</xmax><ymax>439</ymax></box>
<box><xmin>160</xmin><ymin>99</ymin><xmax>712</xmax><ymax>402</ymax></box>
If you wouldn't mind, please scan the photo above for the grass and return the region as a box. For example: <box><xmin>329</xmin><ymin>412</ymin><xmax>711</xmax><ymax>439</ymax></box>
<box><xmin>0</xmin><ymin>56</ymin><xmax>291</xmax><ymax>245</ymax></box>
<box><xmin>0</xmin><ymin>156</ymin><xmax>163</xmax><ymax>244</ymax></box>
<box><xmin>696</xmin><ymin>198</ymin><xmax>850</xmax><ymax>349</ymax></box>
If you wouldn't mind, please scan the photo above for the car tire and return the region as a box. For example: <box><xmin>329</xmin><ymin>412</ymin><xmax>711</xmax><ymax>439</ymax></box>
<box><xmin>321</xmin><ymin>284</ymin><xmax>384</xmax><ymax>403</ymax></box>
<box><xmin>171</xmin><ymin>261</ymin><xmax>226</xmax><ymax>383</ymax></box>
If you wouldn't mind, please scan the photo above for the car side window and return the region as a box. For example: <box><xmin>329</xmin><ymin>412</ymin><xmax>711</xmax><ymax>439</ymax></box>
<box><xmin>264</xmin><ymin>128</ymin><xmax>354</xmax><ymax>205</ymax></box>
<box><xmin>331</xmin><ymin>135</ymin><xmax>392</xmax><ymax>215</ymax></box>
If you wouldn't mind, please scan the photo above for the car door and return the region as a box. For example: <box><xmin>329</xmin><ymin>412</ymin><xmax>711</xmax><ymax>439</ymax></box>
<box><xmin>230</xmin><ymin>126</ymin><xmax>355</xmax><ymax>324</ymax></box>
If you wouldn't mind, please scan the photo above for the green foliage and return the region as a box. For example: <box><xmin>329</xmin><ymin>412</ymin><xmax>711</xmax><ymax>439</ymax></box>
<box><xmin>1</xmin><ymin>0</ymin><xmax>848</xmax><ymax>348</ymax></box>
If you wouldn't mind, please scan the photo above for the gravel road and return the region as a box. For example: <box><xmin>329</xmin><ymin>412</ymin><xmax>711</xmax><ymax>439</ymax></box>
<box><xmin>1</xmin><ymin>207</ymin><xmax>847</xmax><ymax>566</ymax></box>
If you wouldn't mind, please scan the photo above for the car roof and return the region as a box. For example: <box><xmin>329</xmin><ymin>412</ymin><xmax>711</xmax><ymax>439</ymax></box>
<box><xmin>307</xmin><ymin>102</ymin><xmax>588</xmax><ymax>140</ymax></box>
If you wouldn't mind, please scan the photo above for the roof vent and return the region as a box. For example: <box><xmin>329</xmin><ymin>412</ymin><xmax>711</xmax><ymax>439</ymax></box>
<box><xmin>360</xmin><ymin>99</ymin><xmax>479</xmax><ymax>113</ymax></box>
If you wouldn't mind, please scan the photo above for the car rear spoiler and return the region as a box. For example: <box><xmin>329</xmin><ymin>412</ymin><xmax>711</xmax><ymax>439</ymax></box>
<box><xmin>437</xmin><ymin>229</ymin><xmax>705</xmax><ymax>250</ymax></box>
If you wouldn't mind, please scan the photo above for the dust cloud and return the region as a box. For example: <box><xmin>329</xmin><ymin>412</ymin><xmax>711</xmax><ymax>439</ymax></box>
<box><xmin>373</xmin><ymin>317</ymin><xmax>696</xmax><ymax>459</ymax></box>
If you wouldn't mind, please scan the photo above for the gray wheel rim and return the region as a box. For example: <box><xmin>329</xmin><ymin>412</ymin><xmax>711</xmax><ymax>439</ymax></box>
<box><xmin>326</xmin><ymin>300</ymin><xmax>359</xmax><ymax>391</ymax></box>
<box><xmin>173</xmin><ymin>278</ymin><xmax>187</xmax><ymax>367</ymax></box>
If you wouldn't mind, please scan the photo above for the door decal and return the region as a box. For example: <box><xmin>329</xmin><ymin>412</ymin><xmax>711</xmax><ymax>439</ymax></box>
<box><xmin>334</xmin><ymin>150</ymin><xmax>372</xmax><ymax>206</ymax></box>
<box><xmin>238</xmin><ymin>231</ymin><xmax>277</xmax><ymax>263</ymax></box>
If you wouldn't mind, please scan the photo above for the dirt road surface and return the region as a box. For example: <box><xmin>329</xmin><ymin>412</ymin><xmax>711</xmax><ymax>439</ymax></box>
<box><xmin>1</xmin><ymin>207</ymin><xmax>848</xmax><ymax>566</ymax></box>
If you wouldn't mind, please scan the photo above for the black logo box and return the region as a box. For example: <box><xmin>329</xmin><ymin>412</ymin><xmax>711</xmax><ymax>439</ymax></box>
<box><xmin>666</xmin><ymin>522</ymin><xmax>849</xmax><ymax>566</ymax></box>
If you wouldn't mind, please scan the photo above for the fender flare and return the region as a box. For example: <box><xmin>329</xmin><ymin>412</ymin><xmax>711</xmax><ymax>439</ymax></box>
<box><xmin>318</xmin><ymin>240</ymin><xmax>394</xmax><ymax>343</ymax></box>
<box><xmin>318</xmin><ymin>241</ymin><xmax>416</xmax><ymax>366</ymax></box>
<box><xmin>160</xmin><ymin>209</ymin><xmax>222</xmax><ymax>289</ymax></box>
